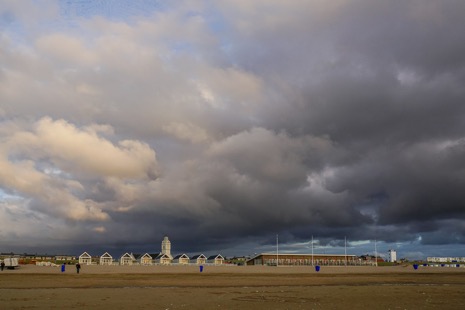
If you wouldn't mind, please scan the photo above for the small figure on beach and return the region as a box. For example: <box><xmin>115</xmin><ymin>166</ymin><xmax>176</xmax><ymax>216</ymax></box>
<box><xmin>0</xmin><ymin>261</ymin><xmax>5</xmax><ymax>271</ymax></box>
<box><xmin>76</xmin><ymin>263</ymin><xmax>81</xmax><ymax>274</ymax></box>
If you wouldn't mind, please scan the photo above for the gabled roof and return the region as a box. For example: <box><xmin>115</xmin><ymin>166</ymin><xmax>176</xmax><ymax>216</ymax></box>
<box><xmin>79</xmin><ymin>252</ymin><xmax>91</xmax><ymax>258</ymax></box>
<box><xmin>208</xmin><ymin>254</ymin><xmax>224</xmax><ymax>260</ymax></box>
<box><xmin>138</xmin><ymin>253</ymin><xmax>152</xmax><ymax>259</ymax></box>
<box><xmin>174</xmin><ymin>254</ymin><xmax>189</xmax><ymax>259</ymax></box>
<box><xmin>100</xmin><ymin>252</ymin><xmax>112</xmax><ymax>258</ymax></box>
<box><xmin>155</xmin><ymin>253</ymin><xmax>171</xmax><ymax>259</ymax></box>
<box><xmin>120</xmin><ymin>252</ymin><xmax>135</xmax><ymax>259</ymax></box>
<box><xmin>191</xmin><ymin>254</ymin><xmax>206</xmax><ymax>260</ymax></box>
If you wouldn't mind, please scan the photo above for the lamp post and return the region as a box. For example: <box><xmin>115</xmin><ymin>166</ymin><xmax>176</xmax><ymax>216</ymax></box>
<box><xmin>276</xmin><ymin>234</ymin><xmax>279</xmax><ymax>267</ymax></box>
<box><xmin>311</xmin><ymin>235</ymin><xmax>314</xmax><ymax>266</ymax></box>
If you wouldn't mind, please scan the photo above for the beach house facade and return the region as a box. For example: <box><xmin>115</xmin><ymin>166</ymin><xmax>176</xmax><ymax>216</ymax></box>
<box><xmin>100</xmin><ymin>252</ymin><xmax>113</xmax><ymax>265</ymax></box>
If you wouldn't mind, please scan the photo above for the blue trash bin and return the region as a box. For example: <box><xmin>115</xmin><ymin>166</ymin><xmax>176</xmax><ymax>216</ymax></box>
<box><xmin>199</xmin><ymin>265</ymin><xmax>203</xmax><ymax>272</ymax></box>
<box><xmin>413</xmin><ymin>264</ymin><xmax>418</xmax><ymax>270</ymax></box>
<box><xmin>315</xmin><ymin>265</ymin><xmax>320</xmax><ymax>272</ymax></box>
<box><xmin>61</xmin><ymin>264</ymin><xmax>66</xmax><ymax>272</ymax></box>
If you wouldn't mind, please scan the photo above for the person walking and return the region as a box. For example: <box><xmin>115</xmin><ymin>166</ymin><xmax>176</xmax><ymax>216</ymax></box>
<box><xmin>76</xmin><ymin>262</ymin><xmax>81</xmax><ymax>274</ymax></box>
<box><xmin>0</xmin><ymin>261</ymin><xmax>5</xmax><ymax>271</ymax></box>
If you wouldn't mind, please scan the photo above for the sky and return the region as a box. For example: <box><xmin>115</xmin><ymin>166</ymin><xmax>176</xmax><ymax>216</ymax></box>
<box><xmin>1</xmin><ymin>0</ymin><xmax>465</xmax><ymax>260</ymax></box>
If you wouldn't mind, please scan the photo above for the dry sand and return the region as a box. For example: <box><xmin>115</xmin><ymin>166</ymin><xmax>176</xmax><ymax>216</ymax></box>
<box><xmin>1</xmin><ymin>264</ymin><xmax>465</xmax><ymax>309</ymax></box>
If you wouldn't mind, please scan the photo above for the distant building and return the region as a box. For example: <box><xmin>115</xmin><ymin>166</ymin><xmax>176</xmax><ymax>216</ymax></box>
<box><xmin>78</xmin><ymin>252</ymin><xmax>93</xmax><ymax>265</ymax></box>
<box><xmin>247</xmin><ymin>253</ymin><xmax>368</xmax><ymax>266</ymax></box>
<box><xmin>207</xmin><ymin>254</ymin><xmax>225</xmax><ymax>265</ymax></box>
<box><xmin>154</xmin><ymin>253</ymin><xmax>172</xmax><ymax>265</ymax></box>
<box><xmin>174</xmin><ymin>254</ymin><xmax>190</xmax><ymax>265</ymax></box>
<box><xmin>360</xmin><ymin>254</ymin><xmax>385</xmax><ymax>263</ymax></box>
<box><xmin>388</xmin><ymin>249</ymin><xmax>397</xmax><ymax>263</ymax></box>
<box><xmin>427</xmin><ymin>257</ymin><xmax>465</xmax><ymax>263</ymax></box>
<box><xmin>54</xmin><ymin>255</ymin><xmax>76</xmax><ymax>261</ymax></box>
<box><xmin>161</xmin><ymin>236</ymin><xmax>173</xmax><ymax>259</ymax></box>
<box><xmin>136</xmin><ymin>253</ymin><xmax>154</xmax><ymax>265</ymax></box>
<box><xmin>120</xmin><ymin>253</ymin><xmax>136</xmax><ymax>265</ymax></box>
<box><xmin>190</xmin><ymin>254</ymin><xmax>207</xmax><ymax>265</ymax></box>
<box><xmin>100</xmin><ymin>252</ymin><xmax>113</xmax><ymax>265</ymax></box>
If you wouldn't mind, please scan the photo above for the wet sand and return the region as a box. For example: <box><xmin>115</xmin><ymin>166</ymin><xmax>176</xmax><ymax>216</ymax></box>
<box><xmin>1</xmin><ymin>265</ymin><xmax>465</xmax><ymax>309</ymax></box>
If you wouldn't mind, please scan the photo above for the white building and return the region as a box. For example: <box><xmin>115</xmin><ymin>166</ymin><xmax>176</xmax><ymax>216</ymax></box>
<box><xmin>190</xmin><ymin>254</ymin><xmax>207</xmax><ymax>265</ymax></box>
<box><xmin>100</xmin><ymin>252</ymin><xmax>113</xmax><ymax>265</ymax></box>
<box><xmin>174</xmin><ymin>254</ymin><xmax>190</xmax><ymax>265</ymax></box>
<box><xmin>155</xmin><ymin>253</ymin><xmax>172</xmax><ymax>265</ymax></box>
<box><xmin>78</xmin><ymin>252</ymin><xmax>92</xmax><ymax>265</ymax></box>
<box><xmin>207</xmin><ymin>254</ymin><xmax>225</xmax><ymax>265</ymax></box>
<box><xmin>136</xmin><ymin>253</ymin><xmax>154</xmax><ymax>265</ymax></box>
<box><xmin>161</xmin><ymin>236</ymin><xmax>173</xmax><ymax>259</ymax></box>
<box><xmin>427</xmin><ymin>257</ymin><xmax>465</xmax><ymax>263</ymax></box>
<box><xmin>388</xmin><ymin>249</ymin><xmax>397</xmax><ymax>263</ymax></box>
<box><xmin>120</xmin><ymin>253</ymin><xmax>136</xmax><ymax>265</ymax></box>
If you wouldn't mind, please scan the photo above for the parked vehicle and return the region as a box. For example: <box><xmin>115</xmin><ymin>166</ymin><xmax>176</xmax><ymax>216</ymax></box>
<box><xmin>2</xmin><ymin>257</ymin><xmax>19</xmax><ymax>269</ymax></box>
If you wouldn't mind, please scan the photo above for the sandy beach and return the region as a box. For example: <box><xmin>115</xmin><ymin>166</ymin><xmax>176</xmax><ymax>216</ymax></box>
<box><xmin>1</xmin><ymin>264</ymin><xmax>465</xmax><ymax>309</ymax></box>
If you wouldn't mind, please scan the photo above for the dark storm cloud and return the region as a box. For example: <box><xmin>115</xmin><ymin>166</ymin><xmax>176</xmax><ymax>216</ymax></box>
<box><xmin>204</xmin><ymin>0</ymin><xmax>465</xmax><ymax>251</ymax></box>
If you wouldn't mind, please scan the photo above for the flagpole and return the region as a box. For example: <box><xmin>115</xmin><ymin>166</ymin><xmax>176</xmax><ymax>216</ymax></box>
<box><xmin>344</xmin><ymin>236</ymin><xmax>347</xmax><ymax>266</ymax></box>
<box><xmin>276</xmin><ymin>234</ymin><xmax>279</xmax><ymax>267</ymax></box>
<box><xmin>374</xmin><ymin>239</ymin><xmax>378</xmax><ymax>267</ymax></box>
<box><xmin>311</xmin><ymin>235</ymin><xmax>314</xmax><ymax>266</ymax></box>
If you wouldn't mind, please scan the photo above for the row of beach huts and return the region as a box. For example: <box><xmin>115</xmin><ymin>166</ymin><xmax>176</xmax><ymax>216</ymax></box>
<box><xmin>77</xmin><ymin>252</ymin><xmax>225</xmax><ymax>266</ymax></box>
<box><xmin>77</xmin><ymin>236</ymin><xmax>225</xmax><ymax>266</ymax></box>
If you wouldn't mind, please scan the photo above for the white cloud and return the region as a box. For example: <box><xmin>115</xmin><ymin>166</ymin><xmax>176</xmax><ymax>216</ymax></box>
<box><xmin>8</xmin><ymin>117</ymin><xmax>159</xmax><ymax>179</ymax></box>
<box><xmin>36</xmin><ymin>33</ymin><xmax>98</xmax><ymax>66</ymax></box>
<box><xmin>0</xmin><ymin>117</ymin><xmax>159</xmax><ymax>222</ymax></box>
<box><xmin>162</xmin><ymin>121</ymin><xmax>209</xmax><ymax>143</ymax></box>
